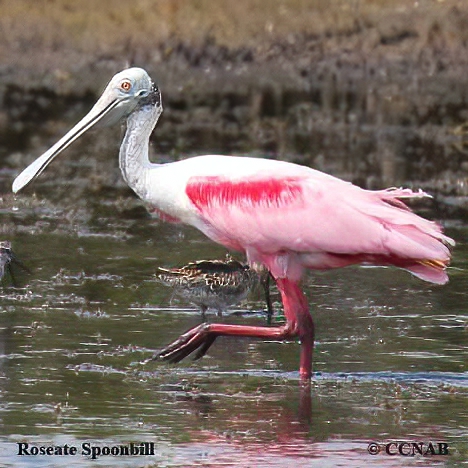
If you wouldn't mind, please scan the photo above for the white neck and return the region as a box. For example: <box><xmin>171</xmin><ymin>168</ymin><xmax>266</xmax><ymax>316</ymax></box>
<box><xmin>119</xmin><ymin>102</ymin><xmax>162</xmax><ymax>200</ymax></box>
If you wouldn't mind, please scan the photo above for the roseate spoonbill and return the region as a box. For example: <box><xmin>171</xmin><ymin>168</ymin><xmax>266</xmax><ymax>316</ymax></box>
<box><xmin>157</xmin><ymin>257</ymin><xmax>272</xmax><ymax>318</ymax></box>
<box><xmin>12</xmin><ymin>67</ymin><xmax>454</xmax><ymax>381</ymax></box>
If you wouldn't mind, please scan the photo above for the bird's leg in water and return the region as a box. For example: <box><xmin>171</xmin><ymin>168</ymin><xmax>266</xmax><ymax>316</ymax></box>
<box><xmin>262</xmin><ymin>272</ymin><xmax>274</xmax><ymax>323</ymax></box>
<box><xmin>276</xmin><ymin>278</ymin><xmax>315</xmax><ymax>380</ymax></box>
<box><xmin>200</xmin><ymin>304</ymin><xmax>208</xmax><ymax>321</ymax></box>
<box><xmin>156</xmin><ymin>278</ymin><xmax>315</xmax><ymax>381</ymax></box>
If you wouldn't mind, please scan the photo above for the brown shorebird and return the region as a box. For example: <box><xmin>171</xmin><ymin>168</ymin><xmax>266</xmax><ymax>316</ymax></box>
<box><xmin>0</xmin><ymin>241</ymin><xmax>30</xmax><ymax>286</ymax></box>
<box><xmin>157</xmin><ymin>258</ymin><xmax>272</xmax><ymax>318</ymax></box>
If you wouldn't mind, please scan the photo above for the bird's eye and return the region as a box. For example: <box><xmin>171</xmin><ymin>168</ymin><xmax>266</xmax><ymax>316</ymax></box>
<box><xmin>120</xmin><ymin>80</ymin><xmax>132</xmax><ymax>92</ymax></box>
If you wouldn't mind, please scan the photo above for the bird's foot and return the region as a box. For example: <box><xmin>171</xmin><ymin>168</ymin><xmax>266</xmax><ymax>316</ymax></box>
<box><xmin>155</xmin><ymin>323</ymin><xmax>217</xmax><ymax>363</ymax></box>
<box><xmin>155</xmin><ymin>320</ymin><xmax>300</xmax><ymax>368</ymax></box>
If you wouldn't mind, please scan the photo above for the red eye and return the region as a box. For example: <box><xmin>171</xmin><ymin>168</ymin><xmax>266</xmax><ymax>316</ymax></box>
<box><xmin>121</xmin><ymin>80</ymin><xmax>132</xmax><ymax>91</ymax></box>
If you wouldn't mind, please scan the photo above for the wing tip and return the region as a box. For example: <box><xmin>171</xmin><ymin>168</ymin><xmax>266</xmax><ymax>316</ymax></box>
<box><xmin>407</xmin><ymin>259</ymin><xmax>451</xmax><ymax>285</ymax></box>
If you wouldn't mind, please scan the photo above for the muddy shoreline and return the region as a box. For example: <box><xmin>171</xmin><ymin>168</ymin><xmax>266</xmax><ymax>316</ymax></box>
<box><xmin>1</xmin><ymin>1</ymin><xmax>468</xmax><ymax>214</ymax></box>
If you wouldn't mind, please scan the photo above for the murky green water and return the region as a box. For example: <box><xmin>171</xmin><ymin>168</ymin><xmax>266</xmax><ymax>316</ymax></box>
<box><xmin>0</xmin><ymin>171</ymin><xmax>466</xmax><ymax>467</ymax></box>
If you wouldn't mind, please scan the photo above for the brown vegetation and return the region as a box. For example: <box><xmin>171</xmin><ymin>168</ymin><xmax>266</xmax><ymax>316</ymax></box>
<box><xmin>0</xmin><ymin>0</ymin><xmax>468</xmax><ymax>211</ymax></box>
<box><xmin>1</xmin><ymin>0</ymin><xmax>467</xmax><ymax>86</ymax></box>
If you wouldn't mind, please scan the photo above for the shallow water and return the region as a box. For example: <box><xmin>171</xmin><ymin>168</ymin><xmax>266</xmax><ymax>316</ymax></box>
<box><xmin>0</xmin><ymin>172</ymin><xmax>466</xmax><ymax>467</ymax></box>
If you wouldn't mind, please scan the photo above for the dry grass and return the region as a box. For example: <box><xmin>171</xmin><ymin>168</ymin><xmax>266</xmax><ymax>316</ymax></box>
<box><xmin>0</xmin><ymin>1</ymin><xmax>363</xmax><ymax>52</ymax></box>
<box><xmin>0</xmin><ymin>0</ymin><xmax>467</xmax><ymax>86</ymax></box>
<box><xmin>0</xmin><ymin>0</ymin><xmax>466</xmax><ymax>55</ymax></box>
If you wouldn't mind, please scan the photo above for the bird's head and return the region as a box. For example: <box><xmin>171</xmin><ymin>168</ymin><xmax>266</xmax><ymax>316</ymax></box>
<box><xmin>95</xmin><ymin>67</ymin><xmax>161</xmax><ymax>126</ymax></box>
<box><xmin>12</xmin><ymin>67</ymin><xmax>161</xmax><ymax>193</ymax></box>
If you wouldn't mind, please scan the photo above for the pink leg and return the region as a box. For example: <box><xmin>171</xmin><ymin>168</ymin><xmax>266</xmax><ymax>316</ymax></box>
<box><xmin>276</xmin><ymin>278</ymin><xmax>314</xmax><ymax>380</ymax></box>
<box><xmin>156</xmin><ymin>278</ymin><xmax>315</xmax><ymax>381</ymax></box>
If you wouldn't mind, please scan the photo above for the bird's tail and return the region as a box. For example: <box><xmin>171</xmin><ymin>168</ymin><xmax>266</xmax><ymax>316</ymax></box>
<box><xmin>373</xmin><ymin>188</ymin><xmax>454</xmax><ymax>284</ymax></box>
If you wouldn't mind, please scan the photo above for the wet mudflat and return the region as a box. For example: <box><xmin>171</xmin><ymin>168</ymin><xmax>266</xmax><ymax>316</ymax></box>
<box><xmin>0</xmin><ymin>171</ymin><xmax>465</xmax><ymax>467</ymax></box>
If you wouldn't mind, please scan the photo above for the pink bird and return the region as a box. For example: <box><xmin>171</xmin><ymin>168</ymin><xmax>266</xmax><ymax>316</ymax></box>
<box><xmin>12</xmin><ymin>68</ymin><xmax>454</xmax><ymax>381</ymax></box>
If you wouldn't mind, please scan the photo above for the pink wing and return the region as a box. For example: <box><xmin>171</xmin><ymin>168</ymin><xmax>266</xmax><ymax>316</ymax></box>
<box><xmin>185</xmin><ymin>173</ymin><xmax>453</xmax><ymax>284</ymax></box>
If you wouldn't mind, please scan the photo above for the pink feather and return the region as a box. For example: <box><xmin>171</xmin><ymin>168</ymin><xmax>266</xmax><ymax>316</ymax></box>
<box><xmin>186</xmin><ymin>174</ymin><xmax>453</xmax><ymax>284</ymax></box>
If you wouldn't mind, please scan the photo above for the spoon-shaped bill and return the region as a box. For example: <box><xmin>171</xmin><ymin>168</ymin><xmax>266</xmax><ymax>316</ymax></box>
<box><xmin>12</xmin><ymin>96</ymin><xmax>122</xmax><ymax>194</ymax></box>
